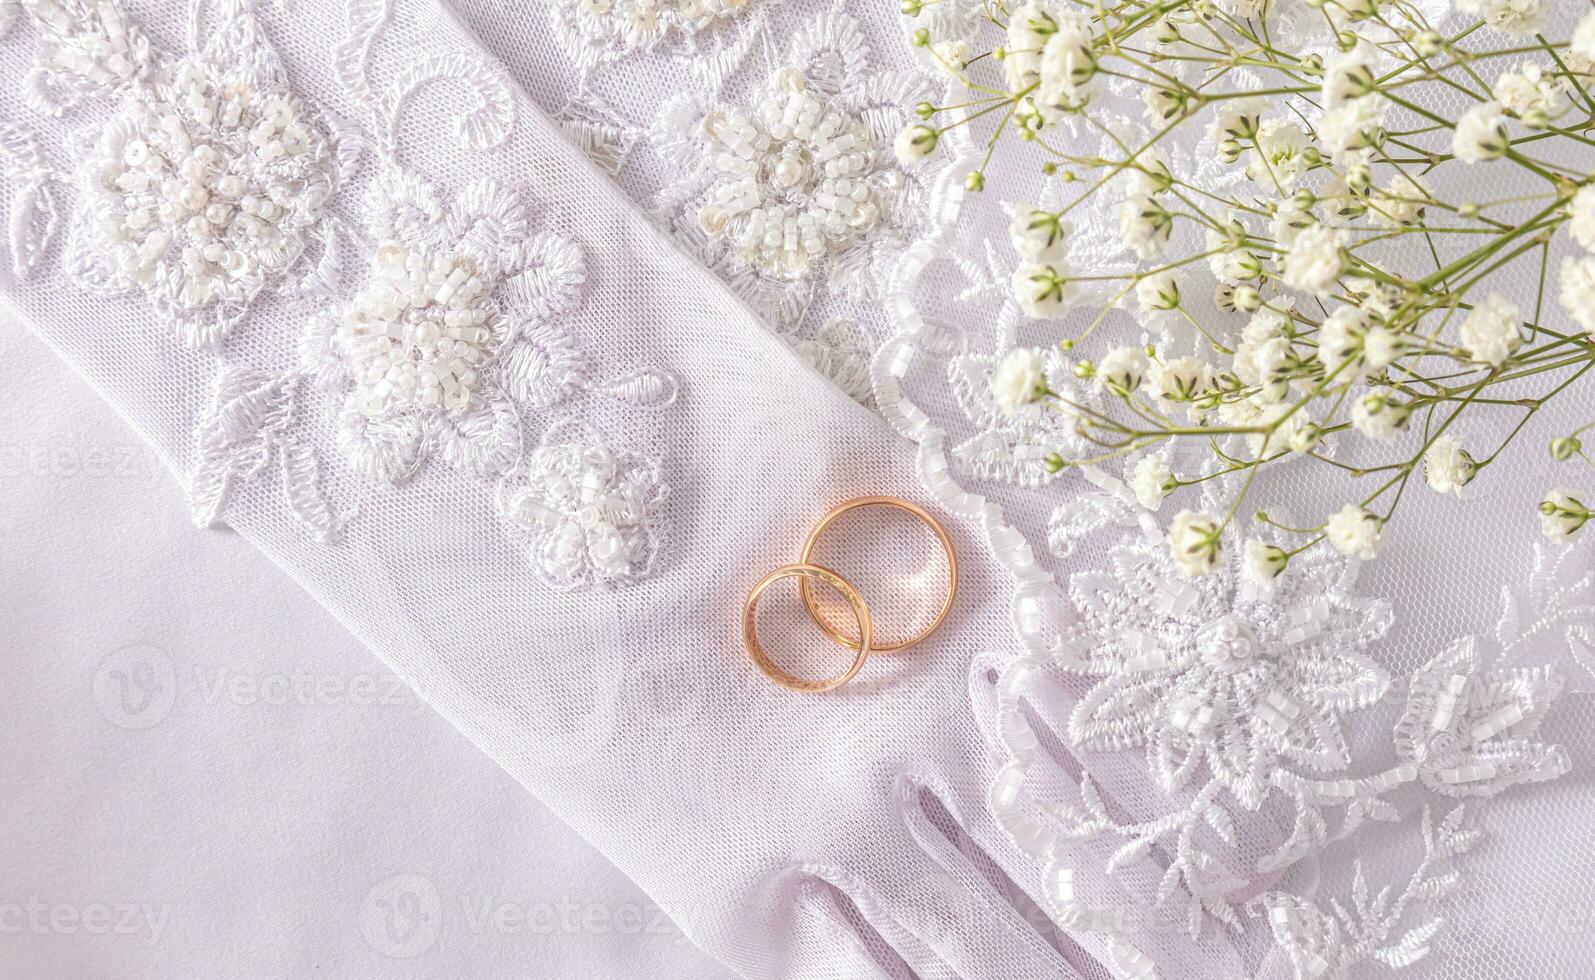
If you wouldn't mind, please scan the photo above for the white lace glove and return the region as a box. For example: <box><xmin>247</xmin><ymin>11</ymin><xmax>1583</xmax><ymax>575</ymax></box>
<box><xmin>0</xmin><ymin>1</ymin><xmax>1263</xmax><ymax>976</ymax></box>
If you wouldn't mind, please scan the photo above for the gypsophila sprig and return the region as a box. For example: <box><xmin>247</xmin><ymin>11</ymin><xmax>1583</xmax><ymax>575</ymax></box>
<box><xmin>900</xmin><ymin>0</ymin><xmax>1595</xmax><ymax>578</ymax></box>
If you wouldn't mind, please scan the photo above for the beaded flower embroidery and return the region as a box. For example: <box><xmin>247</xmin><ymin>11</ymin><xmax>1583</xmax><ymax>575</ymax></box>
<box><xmin>1063</xmin><ymin>527</ymin><xmax>1393</xmax><ymax>809</ymax></box>
<box><xmin>695</xmin><ymin>66</ymin><xmax>890</xmax><ymax>281</ymax></box>
<box><xmin>66</xmin><ymin>46</ymin><xmax>338</xmax><ymax>347</ymax></box>
<box><xmin>10</xmin><ymin>0</ymin><xmax>151</xmax><ymax>115</ymax></box>
<box><xmin>302</xmin><ymin>171</ymin><xmax>586</xmax><ymax>484</ymax></box>
<box><xmin>496</xmin><ymin>423</ymin><xmax>667</xmax><ymax>589</ymax></box>
<box><xmin>552</xmin><ymin>0</ymin><xmax>754</xmax><ymax>70</ymax></box>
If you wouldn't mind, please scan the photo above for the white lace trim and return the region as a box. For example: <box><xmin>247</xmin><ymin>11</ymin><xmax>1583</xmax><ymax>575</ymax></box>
<box><xmin>880</xmin><ymin>139</ymin><xmax>1583</xmax><ymax>978</ymax></box>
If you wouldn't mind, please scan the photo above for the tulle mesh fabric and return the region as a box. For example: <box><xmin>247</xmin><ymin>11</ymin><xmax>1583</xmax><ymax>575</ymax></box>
<box><xmin>3</xmin><ymin>0</ymin><xmax>1594</xmax><ymax>977</ymax></box>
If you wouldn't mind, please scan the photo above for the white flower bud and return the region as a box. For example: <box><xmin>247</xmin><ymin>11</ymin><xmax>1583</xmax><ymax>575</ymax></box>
<box><xmin>1326</xmin><ymin>504</ymin><xmax>1384</xmax><ymax>560</ymax></box>
<box><xmin>1168</xmin><ymin>510</ymin><xmax>1223</xmax><ymax>577</ymax></box>
<box><xmin>1423</xmin><ymin>435</ymin><xmax>1477</xmax><ymax>495</ymax></box>
<box><xmin>1452</xmin><ymin>101</ymin><xmax>1508</xmax><ymax>163</ymax></box>
<box><xmin>991</xmin><ymin>347</ymin><xmax>1047</xmax><ymax>416</ymax></box>
<box><xmin>1128</xmin><ymin>455</ymin><xmax>1174</xmax><ymax>511</ymax></box>
<box><xmin>1540</xmin><ymin>488</ymin><xmax>1591</xmax><ymax>539</ymax></box>
<box><xmin>894</xmin><ymin>124</ymin><xmax>939</xmax><ymax>166</ymax></box>
<box><xmin>1242</xmin><ymin>539</ymin><xmax>1289</xmax><ymax>590</ymax></box>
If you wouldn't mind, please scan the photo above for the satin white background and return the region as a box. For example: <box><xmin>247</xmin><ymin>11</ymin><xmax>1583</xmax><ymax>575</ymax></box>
<box><xmin>0</xmin><ymin>322</ymin><xmax>733</xmax><ymax>979</ymax></box>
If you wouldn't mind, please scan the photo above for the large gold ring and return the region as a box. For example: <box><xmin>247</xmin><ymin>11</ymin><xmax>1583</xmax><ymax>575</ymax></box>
<box><xmin>797</xmin><ymin>495</ymin><xmax>958</xmax><ymax>654</ymax></box>
<box><xmin>741</xmin><ymin>563</ymin><xmax>873</xmax><ymax>693</ymax></box>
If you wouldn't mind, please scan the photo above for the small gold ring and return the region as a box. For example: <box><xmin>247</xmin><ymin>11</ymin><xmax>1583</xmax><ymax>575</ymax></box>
<box><xmin>742</xmin><ymin>563</ymin><xmax>873</xmax><ymax>693</ymax></box>
<box><xmin>797</xmin><ymin>496</ymin><xmax>957</xmax><ymax>654</ymax></box>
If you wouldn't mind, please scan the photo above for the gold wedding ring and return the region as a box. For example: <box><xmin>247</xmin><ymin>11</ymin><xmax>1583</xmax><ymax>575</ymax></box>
<box><xmin>798</xmin><ymin>496</ymin><xmax>958</xmax><ymax>653</ymax></box>
<box><xmin>740</xmin><ymin>496</ymin><xmax>958</xmax><ymax>692</ymax></box>
<box><xmin>742</xmin><ymin>564</ymin><xmax>872</xmax><ymax>693</ymax></box>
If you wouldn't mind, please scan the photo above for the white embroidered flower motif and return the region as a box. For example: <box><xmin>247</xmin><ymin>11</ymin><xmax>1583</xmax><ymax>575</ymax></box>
<box><xmin>1064</xmin><ymin>531</ymin><xmax>1392</xmax><ymax>808</ymax></box>
<box><xmin>947</xmin><ymin>347</ymin><xmax>1094</xmax><ymax>487</ymax></box>
<box><xmin>696</xmin><ymin>67</ymin><xmax>892</xmax><ymax>281</ymax></box>
<box><xmin>70</xmin><ymin>55</ymin><xmax>336</xmax><ymax>346</ymax></box>
<box><xmin>552</xmin><ymin>0</ymin><xmax>753</xmax><ymax>71</ymax></box>
<box><xmin>497</xmin><ymin>424</ymin><xmax>667</xmax><ymax>589</ymax></box>
<box><xmin>13</xmin><ymin>0</ymin><xmax>151</xmax><ymax>115</ymax></box>
<box><xmin>1395</xmin><ymin>637</ymin><xmax>1568</xmax><ymax>798</ymax></box>
<box><xmin>305</xmin><ymin>172</ymin><xmax>587</xmax><ymax>484</ymax></box>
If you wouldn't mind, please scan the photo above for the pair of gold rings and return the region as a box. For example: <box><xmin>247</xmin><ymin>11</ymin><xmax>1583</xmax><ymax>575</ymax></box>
<box><xmin>740</xmin><ymin>496</ymin><xmax>959</xmax><ymax>692</ymax></box>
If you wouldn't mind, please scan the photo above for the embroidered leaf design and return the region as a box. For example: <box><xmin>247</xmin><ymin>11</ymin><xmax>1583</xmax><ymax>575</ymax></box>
<box><xmin>593</xmin><ymin>368</ymin><xmax>679</xmax><ymax>408</ymax></box>
<box><xmin>437</xmin><ymin>392</ymin><xmax>520</xmax><ymax>476</ymax></box>
<box><xmin>502</xmin><ymin>333</ymin><xmax>583</xmax><ymax>410</ymax></box>
<box><xmin>190</xmin><ymin>369</ymin><xmax>296</xmax><ymax>530</ymax></box>
<box><xmin>0</xmin><ymin>122</ymin><xmax>57</xmax><ymax>279</ymax></box>
<box><xmin>1203</xmin><ymin>804</ymin><xmax>1237</xmax><ymax>846</ymax></box>
<box><xmin>279</xmin><ymin>440</ymin><xmax>343</xmax><ymax>544</ymax></box>
<box><xmin>1372</xmin><ymin>918</ymin><xmax>1442</xmax><ymax>968</ymax></box>
<box><xmin>336</xmin><ymin>405</ymin><xmax>426</xmax><ymax>484</ymax></box>
<box><xmin>554</xmin><ymin>95</ymin><xmax>638</xmax><ymax>177</ymax></box>
<box><xmin>1107</xmin><ymin>838</ymin><xmax>1151</xmax><ymax>875</ymax></box>
<box><xmin>6</xmin><ymin>178</ymin><xmax>56</xmax><ymax>279</ymax></box>
<box><xmin>504</xmin><ymin>231</ymin><xmax>587</xmax><ymax>320</ymax></box>
<box><xmin>333</xmin><ymin>0</ymin><xmax>392</xmax><ymax>102</ymax></box>
<box><xmin>382</xmin><ymin>53</ymin><xmax>515</xmax><ymax>153</ymax></box>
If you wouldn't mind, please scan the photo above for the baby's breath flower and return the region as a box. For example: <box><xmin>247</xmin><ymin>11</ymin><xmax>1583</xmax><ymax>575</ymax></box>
<box><xmin>1242</xmin><ymin>539</ymin><xmax>1289</xmax><ymax>590</ymax></box>
<box><xmin>1012</xmin><ymin>262</ymin><xmax>1079</xmax><ymax>318</ymax></box>
<box><xmin>1452</xmin><ymin>101</ymin><xmax>1509</xmax><ymax>163</ymax></box>
<box><xmin>1244</xmin><ymin>119</ymin><xmax>1311</xmax><ymax>189</ymax></box>
<box><xmin>1209</xmin><ymin>99</ymin><xmax>1264</xmax><ymax>143</ymax></box>
<box><xmin>1351</xmin><ymin>391</ymin><xmax>1410</xmax><ymax>441</ymax></box>
<box><xmin>1118</xmin><ymin>194</ymin><xmax>1174</xmax><ymax>259</ymax></box>
<box><xmin>1168</xmin><ymin>510</ymin><xmax>1224</xmax><ymax>577</ymax></box>
<box><xmin>991</xmin><ymin>347</ymin><xmax>1047</xmax><ymax>416</ymax></box>
<box><xmin>1575</xmin><ymin>10</ymin><xmax>1595</xmax><ymax>67</ymax></box>
<box><xmin>1458</xmin><ymin>291</ymin><xmax>1523</xmax><ymax>368</ymax></box>
<box><xmin>1454</xmin><ymin>0</ymin><xmax>1548</xmax><ymax>37</ymax></box>
<box><xmin>1368</xmin><ymin>173</ymin><xmax>1430</xmax><ymax>228</ymax></box>
<box><xmin>1318</xmin><ymin>98</ymin><xmax>1386</xmax><ymax>164</ymax></box>
<box><xmin>1135</xmin><ymin>269</ymin><xmax>1182</xmax><ymax>313</ymax></box>
<box><xmin>1423</xmin><ymin>435</ymin><xmax>1477</xmax><ymax>495</ymax></box>
<box><xmin>1125</xmin><ymin>148</ymin><xmax>1174</xmax><ymax>196</ymax></box>
<box><xmin>894</xmin><ymin>124</ymin><xmax>939</xmax><ymax>166</ymax></box>
<box><xmin>1038</xmin><ymin>15</ymin><xmax>1097</xmax><ymax>107</ymax></box>
<box><xmin>1234</xmin><ymin>333</ymin><xmax>1295</xmax><ymax>402</ymax></box>
<box><xmin>1128</xmin><ymin>455</ymin><xmax>1173</xmax><ymax>511</ymax></box>
<box><xmin>1249</xmin><ymin>401</ymin><xmax>1313</xmax><ymax>457</ymax></box>
<box><xmin>1150</xmin><ymin>356</ymin><xmax>1212</xmax><ymax>406</ymax></box>
<box><xmin>1326</xmin><ymin>504</ymin><xmax>1384</xmax><ymax>559</ymax></box>
<box><xmin>1561</xmin><ymin>256</ymin><xmax>1595</xmax><ymax>335</ymax></box>
<box><xmin>1281</xmin><ymin>224</ymin><xmax>1347</xmax><ymax>297</ymax></box>
<box><xmin>1096</xmin><ymin>346</ymin><xmax>1149</xmax><ymax>395</ymax></box>
<box><xmin>1568</xmin><ymin>185</ymin><xmax>1595</xmax><ymax>254</ymax></box>
<box><xmin>1322</xmin><ymin>41</ymin><xmax>1379</xmax><ymax>108</ymax></box>
<box><xmin>1008</xmin><ymin>206</ymin><xmax>1069</xmax><ymax>263</ymax></box>
<box><xmin>1539</xmin><ymin>488</ymin><xmax>1591</xmax><ymax>539</ymax></box>
<box><xmin>931</xmin><ymin>39</ymin><xmax>972</xmax><ymax>81</ymax></box>
<box><xmin>1492</xmin><ymin>63</ymin><xmax>1570</xmax><ymax>123</ymax></box>
<box><xmin>1318</xmin><ymin>305</ymin><xmax>1373</xmax><ymax>375</ymax></box>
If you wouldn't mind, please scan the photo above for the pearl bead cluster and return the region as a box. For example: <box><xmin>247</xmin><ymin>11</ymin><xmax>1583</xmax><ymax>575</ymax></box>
<box><xmin>506</xmin><ymin>439</ymin><xmax>660</xmax><ymax>586</ymax></box>
<box><xmin>27</xmin><ymin>0</ymin><xmax>141</xmax><ymax>88</ymax></box>
<box><xmin>90</xmin><ymin>59</ymin><xmax>323</xmax><ymax>307</ymax></box>
<box><xmin>697</xmin><ymin>69</ymin><xmax>886</xmax><ymax>280</ymax></box>
<box><xmin>338</xmin><ymin>243</ymin><xmax>500</xmax><ymax>417</ymax></box>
